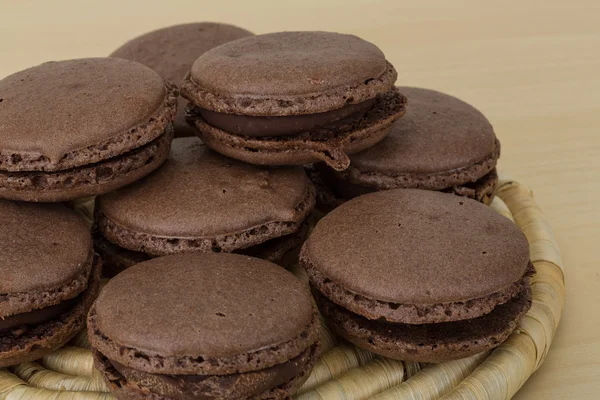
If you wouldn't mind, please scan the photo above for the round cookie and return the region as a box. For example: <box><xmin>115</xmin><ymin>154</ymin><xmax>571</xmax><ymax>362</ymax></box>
<box><xmin>313</xmin><ymin>87</ymin><xmax>500</xmax><ymax>210</ymax></box>
<box><xmin>93</xmin><ymin>137</ymin><xmax>315</xmax><ymax>274</ymax></box>
<box><xmin>88</xmin><ymin>252</ymin><xmax>320</xmax><ymax>399</ymax></box>
<box><xmin>301</xmin><ymin>189</ymin><xmax>533</xmax><ymax>362</ymax></box>
<box><xmin>181</xmin><ymin>31</ymin><xmax>407</xmax><ymax>171</ymax></box>
<box><xmin>0</xmin><ymin>58</ymin><xmax>177</xmax><ymax>202</ymax></box>
<box><xmin>110</xmin><ymin>22</ymin><xmax>253</xmax><ymax>137</ymax></box>
<box><xmin>0</xmin><ymin>200</ymin><xmax>101</xmax><ymax>367</ymax></box>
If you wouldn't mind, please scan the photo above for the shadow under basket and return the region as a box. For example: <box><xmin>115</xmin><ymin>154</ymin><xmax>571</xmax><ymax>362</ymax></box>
<box><xmin>0</xmin><ymin>178</ymin><xmax>565</xmax><ymax>400</ymax></box>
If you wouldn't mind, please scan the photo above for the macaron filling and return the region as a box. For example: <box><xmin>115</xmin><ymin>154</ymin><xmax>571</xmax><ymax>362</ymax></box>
<box><xmin>186</xmin><ymin>88</ymin><xmax>407</xmax><ymax>171</ymax></box>
<box><xmin>314</xmin><ymin>284</ymin><xmax>532</xmax><ymax>362</ymax></box>
<box><xmin>101</xmin><ymin>344</ymin><xmax>316</xmax><ymax>399</ymax></box>
<box><xmin>0</xmin><ymin>297</ymin><xmax>79</xmax><ymax>335</ymax></box>
<box><xmin>197</xmin><ymin>98</ymin><xmax>377</xmax><ymax>137</ymax></box>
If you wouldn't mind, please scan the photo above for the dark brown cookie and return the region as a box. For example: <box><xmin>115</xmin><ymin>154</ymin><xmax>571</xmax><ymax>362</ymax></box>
<box><xmin>300</xmin><ymin>189</ymin><xmax>533</xmax><ymax>362</ymax></box>
<box><xmin>181</xmin><ymin>32</ymin><xmax>406</xmax><ymax>170</ymax></box>
<box><xmin>110</xmin><ymin>22</ymin><xmax>253</xmax><ymax>137</ymax></box>
<box><xmin>93</xmin><ymin>138</ymin><xmax>314</xmax><ymax>273</ymax></box>
<box><xmin>0</xmin><ymin>201</ymin><xmax>101</xmax><ymax>367</ymax></box>
<box><xmin>88</xmin><ymin>253</ymin><xmax>320</xmax><ymax>399</ymax></box>
<box><xmin>312</xmin><ymin>87</ymin><xmax>500</xmax><ymax>209</ymax></box>
<box><xmin>0</xmin><ymin>58</ymin><xmax>177</xmax><ymax>202</ymax></box>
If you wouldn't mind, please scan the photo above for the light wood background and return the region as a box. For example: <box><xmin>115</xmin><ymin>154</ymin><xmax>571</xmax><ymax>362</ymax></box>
<box><xmin>1</xmin><ymin>1</ymin><xmax>598</xmax><ymax>398</ymax></box>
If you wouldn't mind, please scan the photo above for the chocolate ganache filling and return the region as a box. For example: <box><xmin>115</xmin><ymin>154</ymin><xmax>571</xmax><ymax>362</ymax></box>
<box><xmin>198</xmin><ymin>98</ymin><xmax>377</xmax><ymax>137</ymax></box>
<box><xmin>0</xmin><ymin>297</ymin><xmax>79</xmax><ymax>335</ymax></box>
<box><xmin>109</xmin><ymin>346</ymin><xmax>313</xmax><ymax>399</ymax></box>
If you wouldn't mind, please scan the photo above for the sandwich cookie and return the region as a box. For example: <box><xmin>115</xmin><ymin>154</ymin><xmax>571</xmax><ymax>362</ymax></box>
<box><xmin>301</xmin><ymin>189</ymin><xmax>534</xmax><ymax>362</ymax></box>
<box><xmin>312</xmin><ymin>87</ymin><xmax>500</xmax><ymax>210</ymax></box>
<box><xmin>0</xmin><ymin>58</ymin><xmax>177</xmax><ymax>202</ymax></box>
<box><xmin>181</xmin><ymin>31</ymin><xmax>407</xmax><ymax>171</ymax></box>
<box><xmin>110</xmin><ymin>22</ymin><xmax>253</xmax><ymax>137</ymax></box>
<box><xmin>89</xmin><ymin>252</ymin><xmax>320</xmax><ymax>399</ymax></box>
<box><xmin>94</xmin><ymin>137</ymin><xmax>315</xmax><ymax>276</ymax></box>
<box><xmin>0</xmin><ymin>200</ymin><xmax>101</xmax><ymax>367</ymax></box>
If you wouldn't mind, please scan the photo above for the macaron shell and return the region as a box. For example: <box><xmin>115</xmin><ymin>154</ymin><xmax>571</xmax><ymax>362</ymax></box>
<box><xmin>303</xmin><ymin>189</ymin><xmax>531</xmax><ymax>305</ymax></box>
<box><xmin>0</xmin><ymin>200</ymin><xmax>91</xmax><ymax>295</ymax></box>
<box><xmin>0</xmin><ymin>58</ymin><xmax>171</xmax><ymax>170</ymax></box>
<box><xmin>88</xmin><ymin>253</ymin><xmax>318</xmax><ymax>375</ymax></box>
<box><xmin>110</xmin><ymin>22</ymin><xmax>253</xmax><ymax>137</ymax></box>
<box><xmin>192</xmin><ymin>31</ymin><xmax>387</xmax><ymax>97</ymax></box>
<box><xmin>349</xmin><ymin>87</ymin><xmax>498</xmax><ymax>174</ymax></box>
<box><xmin>96</xmin><ymin>138</ymin><xmax>313</xmax><ymax>247</ymax></box>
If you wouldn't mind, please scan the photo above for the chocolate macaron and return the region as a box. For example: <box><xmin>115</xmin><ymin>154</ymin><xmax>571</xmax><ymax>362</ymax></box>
<box><xmin>301</xmin><ymin>189</ymin><xmax>534</xmax><ymax>362</ymax></box>
<box><xmin>110</xmin><ymin>22</ymin><xmax>253</xmax><ymax>137</ymax></box>
<box><xmin>94</xmin><ymin>137</ymin><xmax>315</xmax><ymax>276</ymax></box>
<box><xmin>0</xmin><ymin>58</ymin><xmax>177</xmax><ymax>202</ymax></box>
<box><xmin>182</xmin><ymin>31</ymin><xmax>407</xmax><ymax>171</ymax></box>
<box><xmin>312</xmin><ymin>87</ymin><xmax>500</xmax><ymax>209</ymax></box>
<box><xmin>0</xmin><ymin>200</ymin><xmax>100</xmax><ymax>367</ymax></box>
<box><xmin>89</xmin><ymin>252</ymin><xmax>320</xmax><ymax>399</ymax></box>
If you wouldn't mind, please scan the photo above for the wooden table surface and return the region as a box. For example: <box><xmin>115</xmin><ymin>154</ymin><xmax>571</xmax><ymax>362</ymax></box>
<box><xmin>1</xmin><ymin>1</ymin><xmax>599</xmax><ymax>398</ymax></box>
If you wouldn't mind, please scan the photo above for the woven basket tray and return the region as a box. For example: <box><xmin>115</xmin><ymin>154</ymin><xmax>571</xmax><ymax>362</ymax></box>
<box><xmin>0</xmin><ymin>178</ymin><xmax>565</xmax><ymax>400</ymax></box>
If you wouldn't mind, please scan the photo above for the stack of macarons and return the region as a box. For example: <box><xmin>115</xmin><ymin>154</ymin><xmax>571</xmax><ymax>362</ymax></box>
<box><xmin>0</xmin><ymin>20</ymin><xmax>533</xmax><ymax>400</ymax></box>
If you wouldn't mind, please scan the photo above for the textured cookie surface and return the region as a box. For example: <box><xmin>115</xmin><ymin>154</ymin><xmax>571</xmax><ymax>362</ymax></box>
<box><xmin>110</xmin><ymin>22</ymin><xmax>253</xmax><ymax>136</ymax></box>
<box><xmin>95</xmin><ymin>137</ymin><xmax>314</xmax><ymax>255</ymax></box>
<box><xmin>183</xmin><ymin>31</ymin><xmax>397</xmax><ymax>116</ymax></box>
<box><xmin>88</xmin><ymin>253</ymin><xmax>319</xmax><ymax>375</ymax></box>
<box><xmin>0</xmin><ymin>58</ymin><xmax>176</xmax><ymax>171</ymax></box>
<box><xmin>0</xmin><ymin>200</ymin><xmax>92</xmax><ymax>316</ymax></box>
<box><xmin>302</xmin><ymin>189</ymin><xmax>530</xmax><ymax>306</ymax></box>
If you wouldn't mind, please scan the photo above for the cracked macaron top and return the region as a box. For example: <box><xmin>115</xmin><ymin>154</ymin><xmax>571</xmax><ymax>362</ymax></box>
<box><xmin>95</xmin><ymin>137</ymin><xmax>315</xmax><ymax>255</ymax></box>
<box><xmin>0</xmin><ymin>58</ymin><xmax>177</xmax><ymax>172</ymax></box>
<box><xmin>301</xmin><ymin>189</ymin><xmax>532</xmax><ymax>325</ymax></box>
<box><xmin>88</xmin><ymin>252</ymin><xmax>319</xmax><ymax>375</ymax></box>
<box><xmin>0</xmin><ymin>200</ymin><xmax>93</xmax><ymax>318</ymax></box>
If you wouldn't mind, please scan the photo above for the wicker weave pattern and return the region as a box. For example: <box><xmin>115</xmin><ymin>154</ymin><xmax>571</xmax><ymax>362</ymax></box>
<box><xmin>0</xmin><ymin>179</ymin><xmax>565</xmax><ymax>400</ymax></box>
